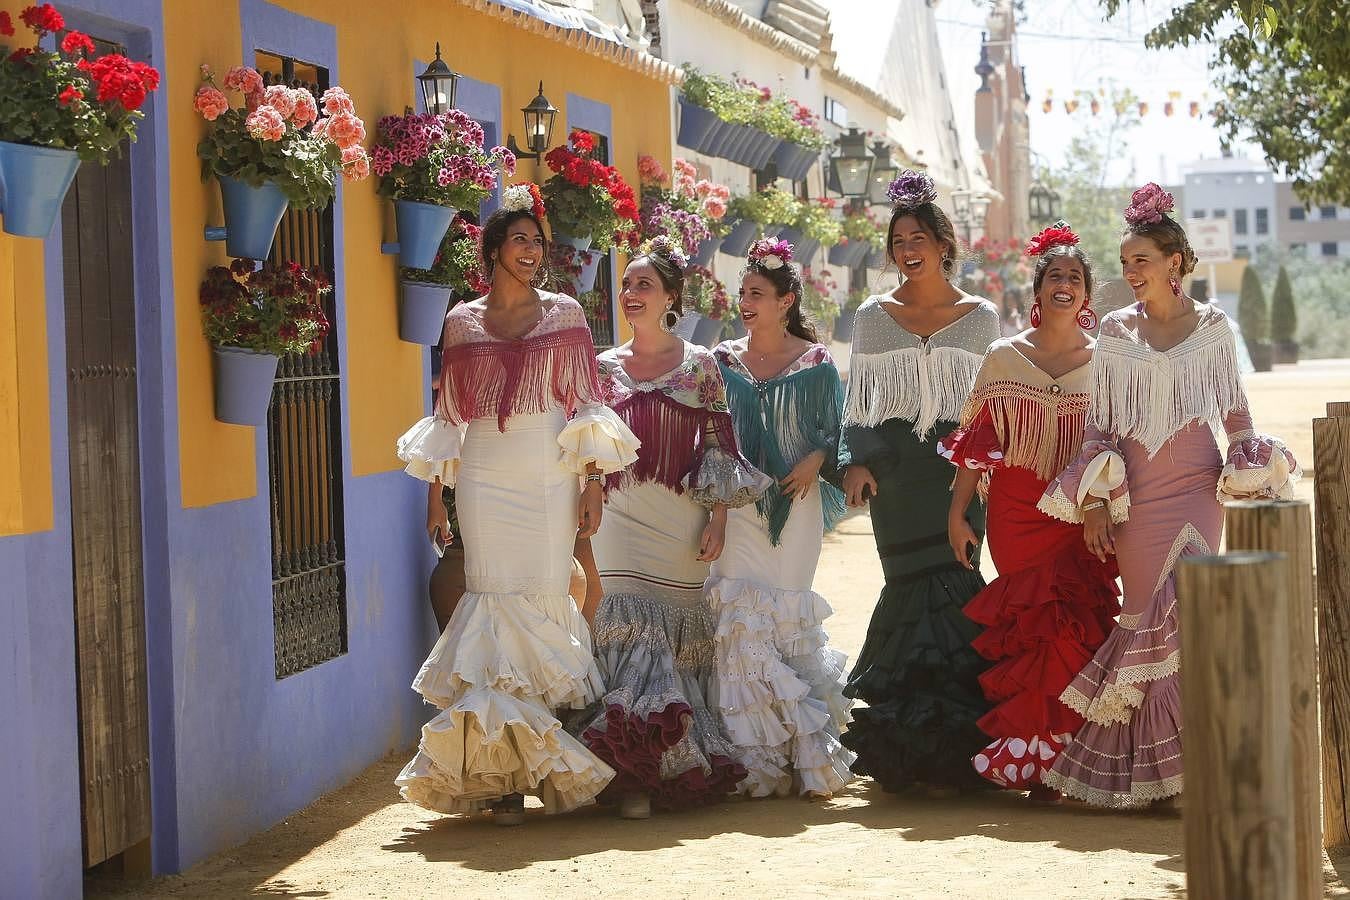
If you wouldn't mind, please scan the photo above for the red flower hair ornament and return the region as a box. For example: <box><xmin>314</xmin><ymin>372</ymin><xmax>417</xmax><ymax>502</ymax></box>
<box><xmin>1024</xmin><ymin>221</ymin><xmax>1080</xmax><ymax>257</ymax></box>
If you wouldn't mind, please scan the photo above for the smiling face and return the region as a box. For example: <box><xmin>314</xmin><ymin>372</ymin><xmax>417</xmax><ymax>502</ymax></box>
<box><xmin>738</xmin><ymin>271</ymin><xmax>792</xmax><ymax>334</ymax></box>
<box><xmin>1120</xmin><ymin>233</ymin><xmax>1182</xmax><ymax>302</ymax></box>
<box><xmin>619</xmin><ymin>258</ymin><xmax>673</xmax><ymax>331</ymax></box>
<box><xmin>1034</xmin><ymin>254</ymin><xmax>1089</xmax><ymax>323</ymax></box>
<box><xmin>489</xmin><ymin>217</ymin><xmax>545</xmax><ymax>285</ymax></box>
<box><xmin>889</xmin><ymin>214</ymin><xmax>949</xmax><ymax>282</ymax></box>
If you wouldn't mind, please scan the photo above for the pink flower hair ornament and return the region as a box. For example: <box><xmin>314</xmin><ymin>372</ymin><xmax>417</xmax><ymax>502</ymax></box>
<box><xmin>1123</xmin><ymin>182</ymin><xmax>1175</xmax><ymax>226</ymax></box>
<box><xmin>641</xmin><ymin>234</ymin><xmax>689</xmax><ymax>270</ymax></box>
<box><xmin>747</xmin><ymin>236</ymin><xmax>793</xmax><ymax>271</ymax></box>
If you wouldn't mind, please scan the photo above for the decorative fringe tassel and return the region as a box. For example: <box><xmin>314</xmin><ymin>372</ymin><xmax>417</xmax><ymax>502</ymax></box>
<box><xmin>960</xmin><ymin>383</ymin><xmax>1089</xmax><ymax>480</ymax></box>
<box><xmin>438</xmin><ymin>326</ymin><xmax>600</xmax><ymax>429</ymax></box>
<box><xmin>1090</xmin><ymin>328</ymin><xmax>1245</xmax><ymax>458</ymax></box>
<box><xmin>845</xmin><ymin>347</ymin><xmax>984</xmax><ymax>440</ymax></box>
<box><xmin>722</xmin><ymin>363</ymin><xmax>847</xmax><ymax>545</ymax></box>
<box><xmin>604</xmin><ymin>391</ymin><xmax>738</xmax><ymax>495</ymax></box>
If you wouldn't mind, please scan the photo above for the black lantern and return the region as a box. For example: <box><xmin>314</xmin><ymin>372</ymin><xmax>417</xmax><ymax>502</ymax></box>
<box><xmin>506</xmin><ymin>81</ymin><xmax>559</xmax><ymax>162</ymax></box>
<box><xmin>828</xmin><ymin>126</ymin><xmax>874</xmax><ymax>199</ymax></box>
<box><xmin>417</xmin><ymin>43</ymin><xmax>460</xmax><ymax>115</ymax></box>
<box><xmin>1029</xmin><ymin>179</ymin><xmax>1060</xmax><ymax>225</ymax></box>
<box><xmin>867</xmin><ymin>139</ymin><xmax>899</xmax><ymax>206</ymax></box>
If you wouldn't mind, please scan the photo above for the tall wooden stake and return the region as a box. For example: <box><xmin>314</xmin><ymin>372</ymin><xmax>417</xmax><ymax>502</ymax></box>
<box><xmin>1316</xmin><ymin>400</ymin><xmax>1350</xmax><ymax>848</ymax></box>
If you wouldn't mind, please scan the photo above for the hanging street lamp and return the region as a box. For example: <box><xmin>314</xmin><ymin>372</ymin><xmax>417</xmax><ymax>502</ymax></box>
<box><xmin>867</xmin><ymin>139</ymin><xmax>899</xmax><ymax>206</ymax></box>
<box><xmin>506</xmin><ymin>81</ymin><xmax>559</xmax><ymax>162</ymax></box>
<box><xmin>416</xmin><ymin>43</ymin><xmax>460</xmax><ymax>115</ymax></box>
<box><xmin>828</xmin><ymin>126</ymin><xmax>874</xmax><ymax>199</ymax></box>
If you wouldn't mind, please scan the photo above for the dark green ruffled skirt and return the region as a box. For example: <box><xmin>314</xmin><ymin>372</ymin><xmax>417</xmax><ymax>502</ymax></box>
<box><xmin>842</xmin><ymin>418</ymin><xmax>991</xmax><ymax>791</ymax></box>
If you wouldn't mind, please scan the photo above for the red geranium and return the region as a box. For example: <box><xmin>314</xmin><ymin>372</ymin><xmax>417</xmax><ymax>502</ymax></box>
<box><xmin>541</xmin><ymin>128</ymin><xmax>640</xmax><ymax>252</ymax></box>
<box><xmin>60</xmin><ymin>31</ymin><xmax>95</xmax><ymax>55</ymax></box>
<box><xmin>1</xmin><ymin>11</ymin><xmax>16</xmax><ymax>37</ymax></box>
<box><xmin>19</xmin><ymin>2</ymin><xmax>62</xmax><ymax>33</ymax></box>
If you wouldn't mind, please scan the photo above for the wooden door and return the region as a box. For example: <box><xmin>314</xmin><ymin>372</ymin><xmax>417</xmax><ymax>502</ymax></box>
<box><xmin>62</xmin><ymin>133</ymin><xmax>153</xmax><ymax>867</ymax></box>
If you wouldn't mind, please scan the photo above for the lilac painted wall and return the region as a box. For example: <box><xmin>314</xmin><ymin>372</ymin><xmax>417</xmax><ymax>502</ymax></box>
<box><xmin>1</xmin><ymin>2</ymin><xmax>437</xmax><ymax>895</ymax></box>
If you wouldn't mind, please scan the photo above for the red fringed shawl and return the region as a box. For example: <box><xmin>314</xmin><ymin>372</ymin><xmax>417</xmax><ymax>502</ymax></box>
<box><xmin>604</xmin><ymin>390</ymin><xmax>737</xmax><ymax>494</ymax></box>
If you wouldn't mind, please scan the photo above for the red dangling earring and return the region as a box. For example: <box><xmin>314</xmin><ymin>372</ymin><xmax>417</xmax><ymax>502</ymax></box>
<box><xmin>1029</xmin><ymin>301</ymin><xmax>1042</xmax><ymax>328</ymax></box>
<box><xmin>1169</xmin><ymin>270</ymin><xmax>1182</xmax><ymax>298</ymax></box>
<box><xmin>1077</xmin><ymin>305</ymin><xmax>1098</xmax><ymax>330</ymax></box>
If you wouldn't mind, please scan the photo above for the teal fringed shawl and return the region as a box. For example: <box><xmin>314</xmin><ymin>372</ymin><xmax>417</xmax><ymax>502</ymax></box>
<box><xmin>719</xmin><ymin>360</ymin><xmax>847</xmax><ymax>545</ymax></box>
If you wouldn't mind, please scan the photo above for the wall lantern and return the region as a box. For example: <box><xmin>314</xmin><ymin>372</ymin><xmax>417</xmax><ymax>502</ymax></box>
<box><xmin>828</xmin><ymin>126</ymin><xmax>874</xmax><ymax>199</ymax></box>
<box><xmin>1028</xmin><ymin>179</ymin><xmax>1061</xmax><ymax>225</ymax></box>
<box><xmin>417</xmin><ymin>43</ymin><xmax>460</xmax><ymax>115</ymax></box>
<box><xmin>506</xmin><ymin>81</ymin><xmax>559</xmax><ymax>162</ymax></box>
<box><xmin>867</xmin><ymin>140</ymin><xmax>899</xmax><ymax>206</ymax></box>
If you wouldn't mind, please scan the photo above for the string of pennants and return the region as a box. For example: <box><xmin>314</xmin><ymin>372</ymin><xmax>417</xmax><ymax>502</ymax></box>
<box><xmin>1037</xmin><ymin>89</ymin><xmax>1216</xmax><ymax>118</ymax></box>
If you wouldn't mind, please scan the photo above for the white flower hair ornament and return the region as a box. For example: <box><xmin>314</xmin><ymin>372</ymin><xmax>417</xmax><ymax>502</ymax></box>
<box><xmin>501</xmin><ymin>182</ymin><xmax>547</xmax><ymax>219</ymax></box>
<box><xmin>643</xmin><ymin>234</ymin><xmax>689</xmax><ymax>269</ymax></box>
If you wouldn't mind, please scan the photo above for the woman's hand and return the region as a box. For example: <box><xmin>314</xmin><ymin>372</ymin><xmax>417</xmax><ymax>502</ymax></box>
<box><xmin>843</xmin><ymin>464</ymin><xmax>878</xmax><ymax>507</ymax></box>
<box><xmin>427</xmin><ymin>482</ymin><xmax>452</xmax><ymax>547</ymax></box>
<box><xmin>1083</xmin><ymin>504</ymin><xmax>1115</xmax><ymax>562</ymax></box>
<box><xmin>577</xmin><ymin>480</ymin><xmax>603</xmax><ymax>538</ymax></box>
<box><xmin>697</xmin><ymin>505</ymin><xmax>728</xmax><ymax>562</ymax></box>
<box><xmin>948</xmin><ymin>512</ymin><xmax>980</xmax><ymax>570</ymax></box>
<box><xmin>780</xmin><ymin>450</ymin><xmax>826</xmax><ymax>500</ymax></box>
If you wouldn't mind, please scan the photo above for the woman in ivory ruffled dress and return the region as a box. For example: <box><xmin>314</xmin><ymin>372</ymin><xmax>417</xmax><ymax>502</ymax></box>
<box><xmin>1037</xmin><ymin>184</ymin><xmax>1300</xmax><ymax>808</ymax></box>
<box><xmin>578</xmin><ymin>237</ymin><xmax>773</xmax><ymax>819</ymax></box>
<box><xmin>394</xmin><ymin>186</ymin><xmax>639</xmax><ymax>825</ymax></box>
<box><xmin>706</xmin><ymin>237</ymin><xmax>855</xmax><ymax>799</ymax></box>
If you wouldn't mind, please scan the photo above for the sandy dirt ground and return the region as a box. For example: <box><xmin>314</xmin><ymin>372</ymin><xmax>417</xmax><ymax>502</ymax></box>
<box><xmin>88</xmin><ymin>361</ymin><xmax>1350</xmax><ymax>899</ymax></box>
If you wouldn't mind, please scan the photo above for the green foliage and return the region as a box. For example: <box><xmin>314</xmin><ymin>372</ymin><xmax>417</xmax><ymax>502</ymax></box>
<box><xmin>199</xmin><ymin>259</ymin><xmax>331</xmax><ymax>355</ymax></box>
<box><xmin>1098</xmin><ymin>0</ymin><xmax>1350</xmax><ymax>204</ymax></box>
<box><xmin>841</xmin><ymin>207</ymin><xmax>886</xmax><ymax>250</ymax></box>
<box><xmin>401</xmin><ymin>216</ymin><xmax>488</xmax><ymax>296</ymax></box>
<box><xmin>794</xmin><ymin>200</ymin><xmax>843</xmax><ymax>246</ymax></box>
<box><xmin>679</xmin><ymin>66</ymin><xmax>827</xmax><ymax>150</ymax></box>
<box><xmin>1237</xmin><ymin>264</ymin><xmax>1269</xmax><ymax>343</ymax></box>
<box><xmin>1269</xmin><ymin>264</ymin><xmax>1297</xmax><ymax>343</ymax></box>
<box><xmin>801</xmin><ymin>268</ymin><xmax>840</xmax><ymax>330</ymax></box>
<box><xmin>729</xmin><ymin>187</ymin><xmax>800</xmax><ymax>226</ymax></box>
<box><xmin>198</xmin><ymin>108</ymin><xmax>341</xmax><ymax>209</ymax></box>
<box><xmin>684</xmin><ymin>264</ymin><xmax>731</xmax><ymax>320</ymax></box>
<box><xmin>1037</xmin><ymin>85</ymin><xmax>1142</xmax><ymax>283</ymax></box>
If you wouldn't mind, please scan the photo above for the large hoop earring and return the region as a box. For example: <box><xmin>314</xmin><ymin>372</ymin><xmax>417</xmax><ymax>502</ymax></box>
<box><xmin>1077</xmin><ymin>305</ymin><xmax>1098</xmax><ymax>330</ymax></box>
<box><xmin>661</xmin><ymin>309</ymin><xmax>680</xmax><ymax>333</ymax></box>
<box><xmin>1029</xmin><ymin>301</ymin><xmax>1042</xmax><ymax>328</ymax></box>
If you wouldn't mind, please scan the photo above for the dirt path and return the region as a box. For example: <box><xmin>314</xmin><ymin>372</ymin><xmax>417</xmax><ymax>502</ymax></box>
<box><xmin>88</xmin><ymin>362</ymin><xmax>1350</xmax><ymax>899</ymax></box>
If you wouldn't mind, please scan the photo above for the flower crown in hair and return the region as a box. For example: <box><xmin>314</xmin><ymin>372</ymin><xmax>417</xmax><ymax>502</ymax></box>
<box><xmin>746</xmin><ymin>237</ymin><xmax>792</xmax><ymax>270</ymax></box>
<box><xmin>1123</xmin><ymin>182</ymin><xmax>1175</xmax><ymax>226</ymax></box>
<box><xmin>886</xmin><ymin>169</ymin><xmax>938</xmax><ymax>210</ymax></box>
<box><xmin>1025</xmin><ymin>220</ymin><xmax>1080</xmax><ymax>256</ymax></box>
<box><xmin>641</xmin><ymin>234</ymin><xmax>689</xmax><ymax>269</ymax></box>
<box><xmin>502</xmin><ymin>182</ymin><xmax>547</xmax><ymax>221</ymax></box>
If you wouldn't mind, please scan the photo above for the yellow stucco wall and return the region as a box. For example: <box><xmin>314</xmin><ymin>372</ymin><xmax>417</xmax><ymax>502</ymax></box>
<box><xmin>0</xmin><ymin>0</ymin><xmax>670</xmax><ymax>531</ymax></box>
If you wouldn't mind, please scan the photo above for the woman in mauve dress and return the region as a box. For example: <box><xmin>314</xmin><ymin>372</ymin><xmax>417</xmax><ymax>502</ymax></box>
<box><xmin>1036</xmin><ymin>184</ymin><xmax>1299</xmax><ymax>808</ymax></box>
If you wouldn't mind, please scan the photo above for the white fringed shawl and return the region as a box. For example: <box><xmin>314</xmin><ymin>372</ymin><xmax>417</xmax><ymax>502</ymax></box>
<box><xmin>844</xmin><ymin>297</ymin><xmax>1000</xmax><ymax>439</ymax></box>
<box><xmin>1090</xmin><ymin>304</ymin><xmax>1247</xmax><ymax>457</ymax></box>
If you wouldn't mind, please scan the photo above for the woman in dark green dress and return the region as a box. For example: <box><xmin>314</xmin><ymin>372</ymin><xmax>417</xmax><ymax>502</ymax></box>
<box><xmin>839</xmin><ymin>171</ymin><xmax>1001</xmax><ymax>793</ymax></box>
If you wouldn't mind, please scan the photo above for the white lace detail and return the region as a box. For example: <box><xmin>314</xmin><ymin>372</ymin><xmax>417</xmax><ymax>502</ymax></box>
<box><xmin>1153</xmin><ymin>523</ymin><xmax>1211</xmax><ymax>597</ymax></box>
<box><xmin>1040</xmin><ymin>769</ymin><xmax>1184</xmax><ymax>809</ymax></box>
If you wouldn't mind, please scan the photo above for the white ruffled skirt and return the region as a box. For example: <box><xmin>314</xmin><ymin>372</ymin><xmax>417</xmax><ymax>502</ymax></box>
<box><xmin>706</xmin><ymin>483</ymin><xmax>855</xmax><ymax>797</ymax></box>
<box><xmin>396</xmin><ymin>410</ymin><xmax>622</xmax><ymax>814</ymax></box>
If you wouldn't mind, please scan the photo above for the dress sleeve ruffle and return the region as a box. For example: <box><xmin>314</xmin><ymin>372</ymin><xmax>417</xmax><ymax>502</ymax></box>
<box><xmin>396</xmin><ymin>416</ymin><xmax>466</xmax><ymax>485</ymax></box>
<box><xmin>1218</xmin><ymin>433</ymin><xmax>1301</xmax><ymax>501</ymax></box>
<box><xmin>937</xmin><ymin>409</ymin><xmax>1004</xmax><ymax>471</ymax></box>
<box><xmin>684</xmin><ymin>446</ymin><xmax>775</xmax><ymax>510</ymax></box>
<box><xmin>558</xmin><ymin>403</ymin><xmax>641</xmax><ymax>475</ymax></box>
<box><xmin>1037</xmin><ymin>439</ymin><xmax>1130</xmax><ymax>524</ymax></box>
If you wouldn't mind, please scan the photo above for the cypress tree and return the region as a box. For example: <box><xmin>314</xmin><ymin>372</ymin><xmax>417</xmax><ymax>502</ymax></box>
<box><xmin>1238</xmin><ymin>265</ymin><xmax>1269</xmax><ymax>344</ymax></box>
<box><xmin>1270</xmin><ymin>264</ymin><xmax>1297</xmax><ymax>344</ymax></box>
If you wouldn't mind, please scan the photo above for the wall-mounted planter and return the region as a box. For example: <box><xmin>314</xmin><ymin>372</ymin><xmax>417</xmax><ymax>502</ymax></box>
<box><xmin>772</xmin><ymin>142</ymin><xmax>818</xmax><ymax>182</ymax></box>
<box><xmin>553</xmin><ymin>231</ymin><xmax>594</xmax><ymax>252</ymax></box>
<box><xmin>692</xmin><ymin>235</ymin><xmax>721</xmax><ymax>267</ymax></box>
<box><xmin>719</xmin><ymin>219</ymin><xmax>759</xmax><ymax>257</ymax></box>
<box><xmin>210</xmin><ymin>176</ymin><xmax>289</xmax><ymax>260</ymax></box>
<box><xmin>395</xmin><ymin>200</ymin><xmax>456</xmax><ymax>271</ymax></box>
<box><xmin>676</xmin><ymin>99</ymin><xmax>720</xmax><ymax>154</ymax></box>
<box><xmin>0</xmin><ymin>140</ymin><xmax>82</xmax><ymax>238</ymax></box>
<box><xmin>212</xmin><ymin>345</ymin><xmax>279</xmax><ymax>426</ymax></box>
<box><xmin>866</xmin><ymin>245</ymin><xmax>888</xmax><ymax>269</ymax></box>
<box><xmin>743</xmin><ymin>132</ymin><xmax>783</xmax><ymax>171</ymax></box>
<box><xmin>399</xmin><ymin>281</ymin><xmax>452</xmax><ymax>344</ymax></box>
<box><xmin>569</xmin><ymin>248</ymin><xmax>603</xmax><ymax>294</ymax></box>
<box><xmin>829</xmin><ymin>240</ymin><xmax>870</xmax><ymax>269</ymax></box>
<box><xmin>728</xmin><ymin>316</ymin><xmax>746</xmax><ymax>339</ymax></box>
<box><xmin>691</xmin><ymin>315</ymin><xmax>726</xmax><ymax>348</ymax></box>
<box><xmin>701</xmin><ymin>119</ymin><xmax>734</xmax><ymax>158</ymax></box>
<box><xmin>775</xmin><ymin>227</ymin><xmax>819</xmax><ymax>264</ymax></box>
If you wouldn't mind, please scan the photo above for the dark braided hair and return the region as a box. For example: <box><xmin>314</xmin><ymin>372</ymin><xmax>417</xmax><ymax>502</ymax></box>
<box><xmin>742</xmin><ymin>261</ymin><xmax>818</xmax><ymax>343</ymax></box>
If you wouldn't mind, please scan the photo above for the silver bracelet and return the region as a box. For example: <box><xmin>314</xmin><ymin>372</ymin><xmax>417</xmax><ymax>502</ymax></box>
<box><xmin>1081</xmin><ymin>499</ymin><xmax>1106</xmax><ymax>511</ymax></box>
<box><xmin>584</xmin><ymin>472</ymin><xmax>603</xmax><ymax>483</ymax></box>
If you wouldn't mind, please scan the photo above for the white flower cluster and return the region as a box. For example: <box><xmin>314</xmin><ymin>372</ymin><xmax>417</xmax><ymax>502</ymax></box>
<box><xmin>501</xmin><ymin>184</ymin><xmax>534</xmax><ymax>213</ymax></box>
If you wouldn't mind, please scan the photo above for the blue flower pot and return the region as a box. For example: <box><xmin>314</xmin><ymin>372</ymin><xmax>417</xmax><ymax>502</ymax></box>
<box><xmin>720</xmin><ymin>219</ymin><xmax>759</xmax><ymax>257</ymax></box>
<box><xmin>553</xmin><ymin>231</ymin><xmax>594</xmax><ymax>252</ymax></box>
<box><xmin>692</xmin><ymin>235</ymin><xmax>721</xmax><ymax>267</ymax></box>
<box><xmin>746</xmin><ymin>132</ymin><xmax>783</xmax><ymax>171</ymax></box>
<box><xmin>395</xmin><ymin>199</ymin><xmax>456</xmax><ymax>270</ymax></box>
<box><xmin>572</xmin><ymin>248</ymin><xmax>603</xmax><ymax>294</ymax></box>
<box><xmin>212</xmin><ymin>345</ymin><xmax>280</xmax><ymax>426</ymax></box>
<box><xmin>692</xmin><ymin>314</ymin><xmax>725</xmax><ymax>348</ymax></box>
<box><xmin>728</xmin><ymin>316</ymin><xmax>746</xmax><ymax>339</ymax></box>
<box><xmin>672</xmin><ymin>311</ymin><xmax>700</xmax><ymax>342</ymax></box>
<box><xmin>829</xmin><ymin>241</ymin><xmax>870</xmax><ymax>268</ymax></box>
<box><xmin>0</xmin><ymin>140</ymin><xmax>82</xmax><ymax>238</ymax></box>
<box><xmin>677</xmin><ymin>99</ymin><xmax>720</xmax><ymax>154</ymax></box>
<box><xmin>399</xmin><ymin>281</ymin><xmax>453</xmax><ymax>344</ymax></box>
<box><xmin>218</xmin><ymin>175</ymin><xmax>289</xmax><ymax>260</ymax></box>
<box><xmin>776</xmin><ymin>227</ymin><xmax>819</xmax><ymax>264</ymax></box>
<box><xmin>773</xmin><ymin>142</ymin><xmax>818</xmax><ymax>182</ymax></box>
<box><xmin>719</xmin><ymin>123</ymin><xmax>754</xmax><ymax>164</ymax></box>
<box><xmin>866</xmin><ymin>245</ymin><xmax>888</xmax><ymax>269</ymax></box>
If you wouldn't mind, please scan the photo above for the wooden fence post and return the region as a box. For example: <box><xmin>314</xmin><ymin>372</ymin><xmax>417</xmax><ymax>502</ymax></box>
<box><xmin>1225</xmin><ymin>500</ymin><xmax>1320</xmax><ymax>898</ymax></box>
<box><xmin>1178</xmin><ymin>552</ymin><xmax>1295</xmax><ymax>900</ymax></box>
<box><xmin>1316</xmin><ymin>400</ymin><xmax>1350</xmax><ymax>848</ymax></box>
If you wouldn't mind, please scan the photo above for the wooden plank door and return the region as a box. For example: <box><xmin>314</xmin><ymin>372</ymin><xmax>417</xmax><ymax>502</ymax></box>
<box><xmin>62</xmin><ymin>134</ymin><xmax>153</xmax><ymax>867</ymax></box>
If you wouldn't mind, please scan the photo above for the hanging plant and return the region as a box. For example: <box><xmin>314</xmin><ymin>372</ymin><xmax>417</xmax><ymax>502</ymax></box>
<box><xmin>199</xmin><ymin>258</ymin><xmax>331</xmax><ymax>355</ymax></box>
<box><xmin>370</xmin><ymin>110</ymin><xmax>513</xmax><ymax>209</ymax></box>
<box><xmin>401</xmin><ymin>213</ymin><xmax>490</xmax><ymax>297</ymax></box>
<box><xmin>684</xmin><ymin>264</ymin><xmax>732</xmax><ymax>321</ymax></box>
<box><xmin>541</xmin><ymin>128</ymin><xmax>639</xmax><ymax>251</ymax></box>
<box><xmin>728</xmin><ymin>186</ymin><xmax>799</xmax><ymax>226</ymax></box>
<box><xmin>841</xmin><ymin>205</ymin><xmax>886</xmax><ymax>250</ymax></box>
<box><xmin>794</xmin><ymin>197</ymin><xmax>843</xmax><ymax>247</ymax></box>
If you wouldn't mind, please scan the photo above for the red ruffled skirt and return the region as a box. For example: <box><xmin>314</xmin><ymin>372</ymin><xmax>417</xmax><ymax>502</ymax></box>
<box><xmin>966</xmin><ymin>465</ymin><xmax>1119</xmax><ymax>789</ymax></box>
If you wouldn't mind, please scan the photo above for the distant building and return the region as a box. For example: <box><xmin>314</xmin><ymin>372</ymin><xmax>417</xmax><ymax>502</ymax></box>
<box><xmin>972</xmin><ymin>0</ymin><xmax>1031</xmax><ymax>245</ymax></box>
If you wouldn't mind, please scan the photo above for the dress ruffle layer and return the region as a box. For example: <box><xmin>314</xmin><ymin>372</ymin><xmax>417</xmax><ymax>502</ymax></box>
<box><xmin>685</xmin><ymin>446</ymin><xmax>776</xmax><ymax>510</ymax></box>
<box><xmin>398</xmin><ymin>591</ymin><xmax>613</xmax><ymax>815</ymax></box>
<box><xmin>396</xmin><ymin>416</ymin><xmax>465</xmax><ymax>485</ymax></box>
<box><xmin>1218</xmin><ymin>433</ymin><xmax>1301</xmax><ymax>501</ymax></box>
<box><xmin>557</xmin><ymin>405</ymin><xmax>641</xmax><ymax>475</ymax></box>
<box><xmin>843</xmin><ymin>567</ymin><xmax>991</xmax><ymax>791</ymax></box>
<box><xmin>581</xmin><ymin>593</ymin><xmax>745</xmax><ymax>809</ymax></box>
<box><xmin>707</xmin><ymin>576</ymin><xmax>855</xmax><ymax>797</ymax></box>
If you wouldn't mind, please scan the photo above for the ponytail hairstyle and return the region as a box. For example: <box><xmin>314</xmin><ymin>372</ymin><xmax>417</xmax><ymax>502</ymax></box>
<box><xmin>885</xmin><ymin>169</ymin><xmax>961</xmax><ymax>279</ymax></box>
<box><xmin>743</xmin><ymin>237</ymin><xmax>818</xmax><ymax>342</ymax></box>
<box><xmin>630</xmin><ymin>234</ymin><xmax>688</xmax><ymax>314</ymax></box>
<box><xmin>1122</xmin><ymin>182</ymin><xmax>1197</xmax><ymax>276</ymax></box>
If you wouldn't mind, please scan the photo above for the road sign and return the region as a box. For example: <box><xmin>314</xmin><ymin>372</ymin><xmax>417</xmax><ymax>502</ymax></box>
<box><xmin>1186</xmin><ymin>217</ymin><xmax>1233</xmax><ymax>264</ymax></box>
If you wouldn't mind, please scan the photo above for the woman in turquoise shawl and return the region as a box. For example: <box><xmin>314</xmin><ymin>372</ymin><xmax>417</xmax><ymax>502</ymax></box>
<box><xmin>705</xmin><ymin>237</ymin><xmax>855</xmax><ymax>799</ymax></box>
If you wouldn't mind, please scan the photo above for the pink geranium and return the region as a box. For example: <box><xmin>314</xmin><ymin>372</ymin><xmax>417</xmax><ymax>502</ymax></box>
<box><xmin>245</xmin><ymin>105</ymin><xmax>285</xmax><ymax>141</ymax></box>
<box><xmin>263</xmin><ymin>84</ymin><xmax>295</xmax><ymax>120</ymax></box>
<box><xmin>320</xmin><ymin>86</ymin><xmax>354</xmax><ymax>116</ymax></box>
<box><xmin>324</xmin><ymin>110</ymin><xmax>365</xmax><ymax>150</ymax></box>
<box><xmin>341</xmin><ymin>146</ymin><xmax>370</xmax><ymax>181</ymax></box>
<box><xmin>637</xmin><ymin>153</ymin><xmax>668</xmax><ymax>185</ymax></box>
<box><xmin>194</xmin><ymin>84</ymin><xmax>228</xmax><ymax>121</ymax></box>
<box><xmin>291</xmin><ymin>89</ymin><xmax>318</xmax><ymax>127</ymax></box>
<box><xmin>223</xmin><ymin>65</ymin><xmax>264</xmax><ymax>96</ymax></box>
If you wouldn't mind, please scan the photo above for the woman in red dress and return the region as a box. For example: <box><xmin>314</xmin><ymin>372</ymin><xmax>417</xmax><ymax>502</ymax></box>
<box><xmin>939</xmin><ymin>223</ymin><xmax>1120</xmax><ymax>804</ymax></box>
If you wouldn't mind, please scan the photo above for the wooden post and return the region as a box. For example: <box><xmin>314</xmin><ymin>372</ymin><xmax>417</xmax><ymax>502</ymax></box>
<box><xmin>1316</xmin><ymin>400</ymin><xmax>1350</xmax><ymax>848</ymax></box>
<box><xmin>1225</xmin><ymin>501</ymin><xmax>1320</xmax><ymax>898</ymax></box>
<box><xmin>1178</xmin><ymin>552</ymin><xmax>1295</xmax><ymax>900</ymax></box>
